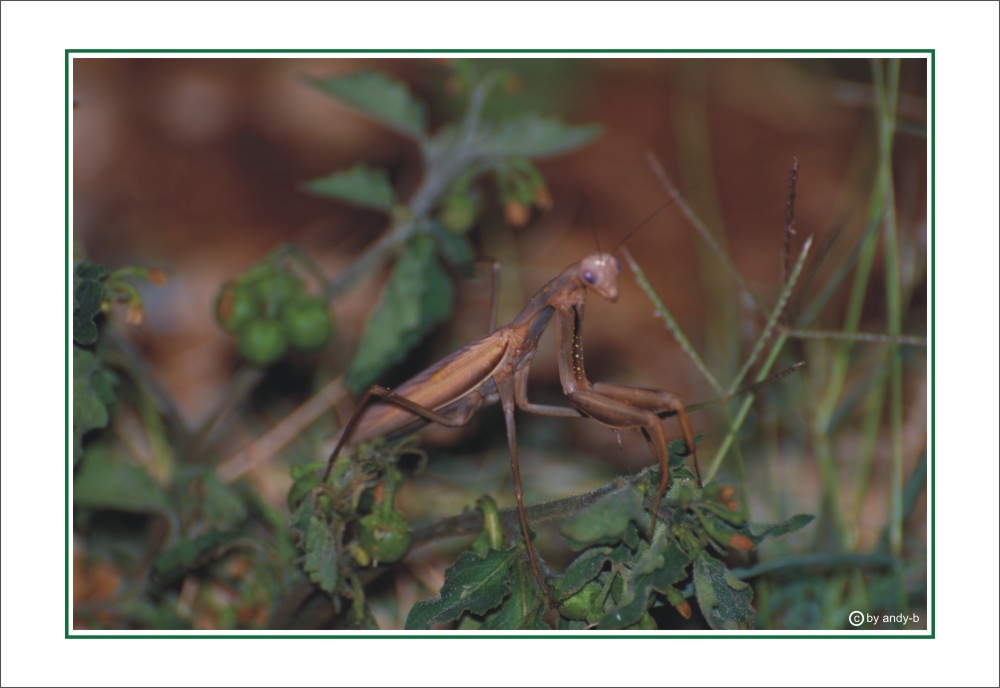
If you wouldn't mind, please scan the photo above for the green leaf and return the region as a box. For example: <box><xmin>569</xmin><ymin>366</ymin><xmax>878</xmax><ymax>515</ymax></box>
<box><xmin>748</xmin><ymin>514</ymin><xmax>815</xmax><ymax>543</ymax></box>
<box><xmin>485</xmin><ymin>115</ymin><xmax>601</xmax><ymax>158</ymax></box>
<box><xmin>74</xmin><ymin>445</ymin><xmax>172</xmax><ymax>515</ymax></box>
<box><xmin>558</xmin><ymin>546</ymin><xmax>614</xmax><ymax>600</ymax></box>
<box><xmin>307</xmin><ymin>71</ymin><xmax>427</xmax><ymax>139</ymax></box>
<box><xmin>428</xmin><ymin>222</ymin><xmax>475</xmax><ymax>268</ymax></box>
<box><xmin>152</xmin><ymin>530</ymin><xmax>242</xmax><ymax>585</ymax></box>
<box><xmin>302</xmin><ymin>511</ymin><xmax>340</xmax><ymax>595</ymax></box>
<box><xmin>650</xmin><ymin>537</ymin><xmax>698</xmax><ymax>594</ymax></box>
<box><xmin>346</xmin><ymin>234</ymin><xmax>454</xmax><ymax>393</ymax></box>
<box><xmin>405</xmin><ymin>547</ymin><xmax>517</xmax><ymax>630</ymax></box>
<box><xmin>480</xmin><ymin>557</ymin><xmax>546</xmax><ymax>630</ymax></box>
<box><xmin>74</xmin><ymin>260</ymin><xmax>109</xmax><ymax>345</ymax></box>
<box><xmin>693</xmin><ymin>551</ymin><xmax>756</xmax><ymax>630</ymax></box>
<box><xmin>597</xmin><ymin>523</ymin><xmax>670</xmax><ymax>629</ymax></box>
<box><xmin>73</xmin><ymin>348</ymin><xmax>114</xmax><ymax>462</ymax></box>
<box><xmin>561</xmin><ymin>484</ymin><xmax>646</xmax><ymax>548</ymax></box>
<box><xmin>306</xmin><ymin>164</ymin><xmax>396</xmax><ymax>211</ymax></box>
<box><xmin>201</xmin><ymin>472</ymin><xmax>249</xmax><ymax>531</ymax></box>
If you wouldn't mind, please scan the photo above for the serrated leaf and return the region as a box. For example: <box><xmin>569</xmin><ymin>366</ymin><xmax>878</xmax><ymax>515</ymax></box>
<box><xmin>561</xmin><ymin>484</ymin><xmax>646</xmax><ymax>548</ymax></box>
<box><xmin>306</xmin><ymin>164</ymin><xmax>396</xmax><ymax>211</ymax></box>
<box><xmin>485</xmin><ymin>115</ymin><xmax>601</xmax><ymax>158</ymax></box>
<box><xmin>74</xmin><ymin>445</ymin><xmax>172</xmax><ymax>515</ymax></box>
<box><xmin>405</xmin><ymin>547</ymin><xmax>517</xmax><ymax>630</ymax></box>
<box><xmin>346</xmin><ymin>234</ymin><xmax>454</xmax><ymax>393</ymax></box>
<box><xmin>303</xmin><ymin>512</ymin><xmax>339</xmax><ymax>595</ymax></box>
<box><xmin>748</xmin><ymin>514</ymin><xmax>815</xmax><ymax>543</ymax></box>
<box><xmin>74</xmin><ymin>261</ymin><xmax>109</xmax><ymax>345</ymax></box>
<box><xmin>308</xmin><ymin>71</ymin><xmax>427</xmax><ymax>139</ymax></box>
<box><xmin>693</xmin><ymin>551</ymin><xmax>755</xmax><ymax>630</ymax></box>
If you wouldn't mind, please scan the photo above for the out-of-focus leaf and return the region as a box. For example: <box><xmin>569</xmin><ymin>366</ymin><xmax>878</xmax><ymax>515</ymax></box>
<box><xmin>73</xmin><ymin>348</ymin><xmax>114</xmax><ymax>462</ymax></box>
<box><xmin>201</xmin><ymin>472</ymin><xmax>249</xmax><ymax>531</ymax></box>
<box><xmin>307</xmin><ymin>71</ymin><xmax>427</xmax><ymax>139</ymax></box>
<box><xmin>693</xmin><ymin>551</ymin><xmax>755</xmax><ymax>630</ymax></box>
<box><xmin>428</xmin><ymin>222</ymin><xmax>475</xmax><ymax>268</ymax></box>
<box><xmin>74</xmin><ymin>260</ymin><xmax>109</xmax><ymax>345</ymax></box>
<box><xmin>561</xmin><ymin>484</ymin><xmax>646</xmax><ymax>548</ymax></box>
<box><xmin>306</xmin><ymin>164</ymin><xmax>396</xmax><ymax>211</ymax></box>
<box><xmin>748</xmin><ymin>514</ymin><xmax>815</xmax><ymax>543</ymax></box>
<box><xmin>152</xmin><ymin>530</ymin><xmax>243</xmax><ymax>585</ymax></box>
<box><xmin>405</xmin><ymin>547</ymin><xmax>517</xmax><ymax>630</ymax></box>
<box><xmin>346</xmin><ymin>234</ymin><xmax>453</xmax><ymax>393</ymax></box>
<box><xmin>484</xmin><ymin>115</ymin><xmax>601</xmax><ymax>158</ymax></box>
<box><xmin>74</xmin><ymin>445</ymin><xmax>172</xmax><ymax>515</ymax></box>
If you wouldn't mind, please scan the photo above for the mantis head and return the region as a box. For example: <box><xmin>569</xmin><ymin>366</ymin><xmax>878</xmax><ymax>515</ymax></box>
<box><xmin>579</xmin><ymin>253</ymin><xmax>620</xmax><ymax>302</ymax></box>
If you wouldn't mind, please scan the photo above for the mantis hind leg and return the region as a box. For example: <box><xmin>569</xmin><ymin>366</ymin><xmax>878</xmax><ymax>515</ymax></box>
<box><xmin>322</xmin><ymin>385</ymin><xmax>480</xmax><ymax>481</ymax></box>
<box><xmin>496</xmin><ymin>376</ymin><xmax>554</xmax><ymax>608</ymax></box>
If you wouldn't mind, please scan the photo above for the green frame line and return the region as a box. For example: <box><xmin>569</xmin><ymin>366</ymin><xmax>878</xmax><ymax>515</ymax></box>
<box><xmin>65</xmin><ymin>48</ymin><xmax>934</xmax><ymax>640</ymax></box>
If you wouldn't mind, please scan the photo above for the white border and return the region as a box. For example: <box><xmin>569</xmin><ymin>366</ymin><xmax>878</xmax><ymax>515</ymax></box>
<box><xmin>3</xmin><ymin>2</ymin><xmax>997</xmax><ymax>687</ymax></box>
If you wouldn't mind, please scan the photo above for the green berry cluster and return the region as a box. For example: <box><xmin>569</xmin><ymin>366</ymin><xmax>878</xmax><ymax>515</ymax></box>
<box><xmin>215</xmin><ymin>259</ymin><xmax>333</xmax><ymax>366</ymax></box>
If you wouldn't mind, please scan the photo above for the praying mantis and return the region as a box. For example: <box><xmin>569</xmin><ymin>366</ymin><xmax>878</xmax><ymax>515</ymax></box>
<box><xmin>324</xmin><ymin>236</ymin><xmax>701</xmax><ymax>607</ymax></box>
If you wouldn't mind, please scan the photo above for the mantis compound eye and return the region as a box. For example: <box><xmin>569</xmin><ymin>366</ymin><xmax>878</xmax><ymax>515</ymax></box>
<box><xmin>582</xmin><ymin>269</ymin><xmax>597</xmax><ymax>285</ymax></box>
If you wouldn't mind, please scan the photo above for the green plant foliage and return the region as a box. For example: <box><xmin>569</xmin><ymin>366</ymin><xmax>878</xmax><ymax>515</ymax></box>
<box><xmin>748</xmin><ymin>514</ymin><xmax>816</xmax><ymax>543</ymax></box>
<box><xmin>485</xmin><ymin>114</ymin><xmax>602</xmax><ymax>158</ymax></box>
<box><xmin>73</xmin><ymin>260</ymin><xmax>109</xmax><ymax>345</ymax></box>
<box><xmin>346</xmin><ymin>234</ymin><xmax>453</xmax><ymax>392</ymax></box>
<box><xmin>306</xmin><ymin>164</ymin><xmax>397</xmax><ymax>211</ymax></box>
<box><xmin>561</xmin><ymin>483</ymin><xmax>647</xmax><ymax>548</ymax></box>
<box><xmin>693</xmin><ymin>551</ymin><xmax>755</xmax><ymax>630</ymax></box>
<box><xmin>307</xmin><ymin>71</ymin><xmax>428</xmax><ymax>140</ymax></box>
<box><xmin>72</xmin><ymin>348</ymin><xmax>115</xmax><ymax>462</ymax></box>
<box><xmin>479</xmin><ymin>557</ymin><xmax>547</xmax><ymax>630</ymax></box>
<box><xmin>152</xmin><ymin>530</ymin><xmax>244</xmax><ymax>586</ymax></box>
<box><xmin>74</xmin><ymin>445</ymin><xmax>172</xmax><ymax>515</ymax></box>
<box><xmin>402</xmin><ymin>464</ymin><xmax>813</xmax><ymax>630</ymax></box>
<box><xmin>213</xmin><ymin>245</ymin><xmax>334</xmax><ymax>365</ymax></box>
<box><xmin>405</xmin><ymin>547</ymin><xmax>518</xmax><ymax>630</ymax></box>
<box><xmin>302</xmin><ymin>510</ymin><xmax>340</xmax><ymax>596</ymax></box>
<box><xmin>306</xmin><ymin>63</ymin><xmax>601</xmax><ymax>389</ymax></box>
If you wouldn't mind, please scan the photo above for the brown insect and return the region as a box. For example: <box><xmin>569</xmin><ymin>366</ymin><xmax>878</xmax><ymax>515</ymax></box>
<box><xmin>325</xmin><ymin>233</ymin><xmax>700</xmax><ymax>606</ymax></box>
